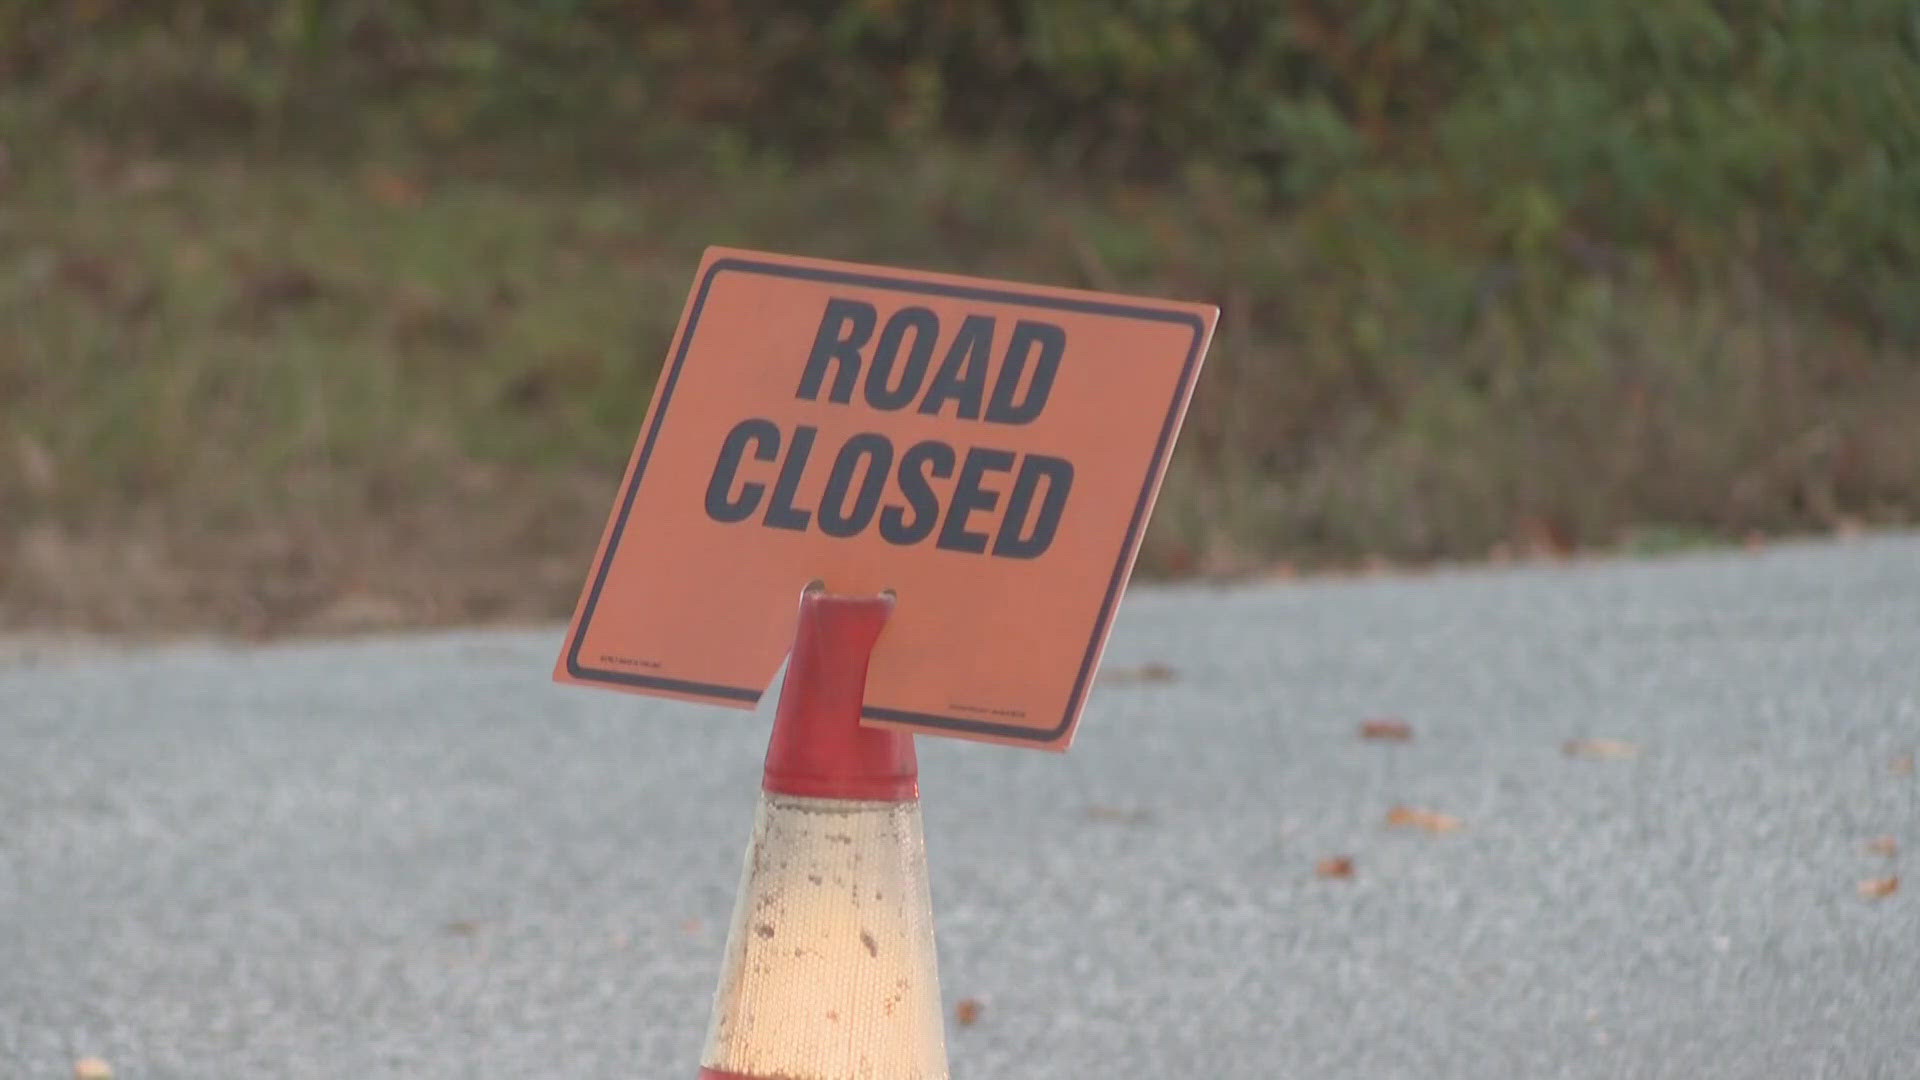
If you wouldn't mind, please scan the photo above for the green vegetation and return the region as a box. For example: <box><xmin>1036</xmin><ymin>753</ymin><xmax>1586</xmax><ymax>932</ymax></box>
<box><xmin>3</xmin><ymin>2</ymin><xmax>1917</xmax><ymax>635</ymax></box>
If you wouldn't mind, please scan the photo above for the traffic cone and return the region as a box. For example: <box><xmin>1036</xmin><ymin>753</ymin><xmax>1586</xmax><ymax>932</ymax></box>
<box><xmin>697</xmin><ymin>588</ymin><xmax>950</xmax><ymax>1080</ymax></box>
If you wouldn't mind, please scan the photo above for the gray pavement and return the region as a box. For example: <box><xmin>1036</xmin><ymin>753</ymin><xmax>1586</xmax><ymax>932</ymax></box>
<box><xmin>3</xmin><ymin>531</ymin><xmax>1918</xmax><ymax>1079</ymax></box>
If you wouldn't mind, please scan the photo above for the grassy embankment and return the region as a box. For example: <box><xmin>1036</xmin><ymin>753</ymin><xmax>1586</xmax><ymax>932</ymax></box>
<box><xmin>5</xmin><ymin>6</ymin><xmax>1917</xmax><ymax>636</ymax></box>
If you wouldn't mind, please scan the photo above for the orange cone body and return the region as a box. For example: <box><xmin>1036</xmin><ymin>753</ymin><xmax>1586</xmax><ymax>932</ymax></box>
<box><xmin>697</xmin><ymin>591</ymin><xmax>949</xmax><ymax>1080</ymax></box>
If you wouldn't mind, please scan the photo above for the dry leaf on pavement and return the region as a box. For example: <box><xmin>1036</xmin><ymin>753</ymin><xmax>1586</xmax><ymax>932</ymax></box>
<box><xmin>1084</xmin><ymin>805</ymin><xmax>1153</xmax><ymax>825</ymax></box>
<box><xmin>956</xmin><ymin>998</ymin><xmax>984</xmax><ymax>1026</ymax></box>
<box><xmin>1316</xmin><ymin>855</ymin><xmax>1355</xmax><ymax>879</ymax></box>
<box><xmin>1360</xmin><ymin>719</ymin><xmax>1413</xmax><ymax>741</ymax></box>
<box><xmin>1867</xmin><ymin>836</ymin><xmax>1899</xmax><ymax>857</ymax></box>
<box><xmin>74</xmin><ymin>1059</ymin><xmax>113</xmax><ymax>1080</ymax></box>
<box><xmin>1859</xmin><ymin>876</ymin><xmax>1899</xmax><ymax>900</ymax></box>
<box><xmin>1564</xmin><ymin>738</ymin><xmax>1639</xmax><ymax>760</ymax></box>
<box><xmin>1105</xmin><ymin>661</ymin><xmax>1178</xmax><ymax>685</ymax></box>
<box><xmin>1386</xmin><ymin>806</ymin><xmax>1462</xmax><ymax>833</ymax></box>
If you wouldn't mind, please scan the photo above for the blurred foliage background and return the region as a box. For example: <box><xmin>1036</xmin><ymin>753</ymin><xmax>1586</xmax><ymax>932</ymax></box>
<box><xmin>3</xmin><ymin>0</ymin><xmax>1917</xmax><ymax>635</ymax></box>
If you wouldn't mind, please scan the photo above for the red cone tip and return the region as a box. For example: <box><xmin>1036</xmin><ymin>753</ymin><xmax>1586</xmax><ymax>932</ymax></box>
<box><xmin>761</xmin><ymin>589</ymin><xmax>918</xmax><ymax>802</ymax></box>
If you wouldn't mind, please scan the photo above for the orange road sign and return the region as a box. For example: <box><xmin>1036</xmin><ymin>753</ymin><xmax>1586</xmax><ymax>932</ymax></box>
<box><xmin>553</xmin><ymin>246</ymin><xmax>1216</xmax><ymax>750</ymax></box>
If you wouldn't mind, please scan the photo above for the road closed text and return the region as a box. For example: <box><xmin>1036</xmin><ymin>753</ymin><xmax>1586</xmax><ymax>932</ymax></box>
<box><xmin>703</xmin><ymin>297</ymin><xmax>1075</xmax><ymax>559</ymax></box>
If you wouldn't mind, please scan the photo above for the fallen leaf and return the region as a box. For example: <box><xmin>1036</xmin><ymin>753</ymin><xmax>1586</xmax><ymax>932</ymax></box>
<box><xmin>74</xmin><ymin>1059</ymin><xmax>113</xmax><ymax>1080</ymax></box>
<box><xmin>1084</xmin><ymin>805</ymin><xmax>1153</xmax><ymax>825</ymax></box>
<box><xmin>1360</xmin><ymin>719</ymin><xmax>1413</xmax><ymax>742</ymax></box>
<box><xmin>1893</xmin><ymin>754</ymin><xmax>1914</xmax><ymax>776</ymax></box>
<box><xmin>1105</xmin><ymin>661</ymin><xmax>1178</xmax><ymax>685</ymax></box>
<box><xmin>1386</xmin><ymin>806</ymin><xmax>1462</xmax><ymax>833</ymax></box>
<box><xmin>955</xmin><ymin>998</ymin><xmax>984</xmax><ymax>1026</ymax></box>
<box><xmin>1564</xmin><ymin>738</ymin><xmax>1639</xmax><ymax>760</ymax></box>
<box><xmin>1867</xmin><ymin>836</ymin><xmax>1899</xmax><ymax>857</ymax></box>
<box><xmin>1859</xmin><ymin>875</ymin><xmax>1899</xmax><ymax>900</ymax></box>
<box><xmin>1316</xmin><ymin>855</ymin><xmax>1355</xmax><ymax>879</ymax></box>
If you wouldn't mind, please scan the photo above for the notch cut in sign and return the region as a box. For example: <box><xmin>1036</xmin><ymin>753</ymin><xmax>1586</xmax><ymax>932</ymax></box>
<box><xmin>554</xmin><ymin>246</ymin><xmax>1217</xmax><ymax>750</ymax></box>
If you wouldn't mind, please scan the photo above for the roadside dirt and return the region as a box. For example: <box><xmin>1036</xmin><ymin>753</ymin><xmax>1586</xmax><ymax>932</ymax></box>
<box><xmin>0</xmin><ymin>469</ymin><xmax>616</xmax><ymax>643</ymax></box>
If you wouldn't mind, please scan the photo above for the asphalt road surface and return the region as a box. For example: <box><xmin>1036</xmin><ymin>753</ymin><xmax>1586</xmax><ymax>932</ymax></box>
<box><xmin>4</xmin><ymin>532</ymin><xmax>1918</xmax><ymax>1079</ymax></box>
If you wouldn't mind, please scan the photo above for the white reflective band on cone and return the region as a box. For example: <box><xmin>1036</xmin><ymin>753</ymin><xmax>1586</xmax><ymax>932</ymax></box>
<box><xmin>700</xmin><ymin>792</ymin><xmax>949</xmax><ymax>1079</ymax></box>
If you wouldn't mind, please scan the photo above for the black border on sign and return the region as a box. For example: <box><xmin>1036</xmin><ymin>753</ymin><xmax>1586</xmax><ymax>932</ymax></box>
<box><xmin>563</xmin><ymin>256</ymin><xmax>1208</xmax><ymax>743</ymax></box>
